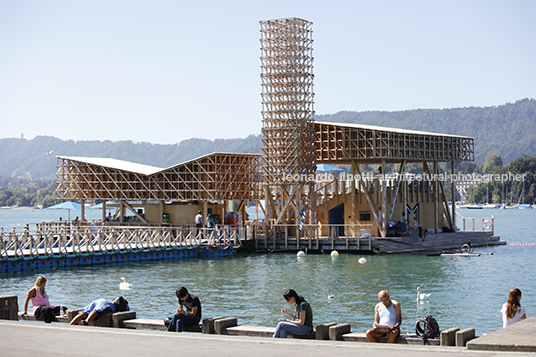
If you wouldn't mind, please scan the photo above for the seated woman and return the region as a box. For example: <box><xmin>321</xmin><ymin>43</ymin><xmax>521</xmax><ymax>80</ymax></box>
<box><xmin>69</xmin><ymin>298</ymin><xmax>129</xmax><ymax>325</ymax></box>
<box><xmin>19</xmin><ymin>276</ymin><xmax>68</xmax><ymax>323</ymax></box>
<box><xmin>273</xmin><ymin>289</ymin><xmax>313</xmax><ymax>338</ymax></box>
<box><xmin>501</xmin><ymin>288</ymin><xmax>526</xmax><ymax>328</ymax></box>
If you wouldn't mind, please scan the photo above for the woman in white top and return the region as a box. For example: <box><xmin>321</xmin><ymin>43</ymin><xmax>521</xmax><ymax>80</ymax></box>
<box><xmin>501</xmin><ymin>288</ymin><xmax>526</xmax><ymax>328</ymax></box>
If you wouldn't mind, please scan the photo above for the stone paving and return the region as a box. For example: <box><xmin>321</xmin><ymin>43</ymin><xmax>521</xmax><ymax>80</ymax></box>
<box><xmin>2</xmin><ymin>319</ymin><xmax>535</xmax><ymax>357</ymax></box>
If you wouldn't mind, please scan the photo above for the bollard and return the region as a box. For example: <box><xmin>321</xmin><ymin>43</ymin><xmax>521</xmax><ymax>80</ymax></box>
<box><xmin>0</xmin><ymin>295</ymin><xmax>18</xmax><ymax>320</ymax></box>
<box><xmin>113</xmin><ymin>311</ymin><xmax>137</xmax><ymax>328</ymax></box>
<box><xmin>456</xmin><ymin>328</ymin><xmax>476</xmax><ymax>346</ymax></box>
<box><xmin>202</xmin><ymin>316</ymin><xmax>225</xmax><ymax>334</ymax></box>
<box><xmin>440</xmin><ymin>327</ymin><xmax>460</xmax><ymax>346</ymax></box>
<box><xmin>329</xmin><ymin>323</ymin><xmax>351</xmax><ymax>341</ymax></box>
<box><xmin>315</xmin><ymin>322</ymin><xmax>337</xmax><ymax>340</ymax></box>
<box><xmin>214</xmin><ymin>317</ymin><xmax>238</xmax><ymax>334</ymax></box>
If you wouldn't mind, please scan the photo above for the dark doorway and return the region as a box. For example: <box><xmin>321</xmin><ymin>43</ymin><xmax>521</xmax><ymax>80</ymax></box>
<box><xmin>329</xmin><ymin>203</ymin><xmax>345</xmax><ymax>236</ymax></box>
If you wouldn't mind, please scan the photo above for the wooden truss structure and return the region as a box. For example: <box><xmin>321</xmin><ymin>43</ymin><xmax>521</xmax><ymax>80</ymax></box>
<box><xmin>260</xmin><ymin>17</ymin><xmax>316</xmax><ymax>225</ymax></box>
<box><xmin>314</xmin><ymin>121</ymin><xmax>474</xmax><ymax>164</ymax></box>
<box><xmin>313</xmin><ymin>121</ymin><xmax>474</xmax><ymax>237</ymax></box>
<box><xmin>56</xmin><ymin>153</ymin><xmax>262</xmax><ymax>202</ymax></box>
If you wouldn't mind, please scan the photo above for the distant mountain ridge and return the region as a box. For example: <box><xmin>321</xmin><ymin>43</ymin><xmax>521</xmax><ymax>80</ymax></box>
<box><xmin>1</xmin><ymin>99</ymin><xmax>534</xmax><ymax>179</ymax></box>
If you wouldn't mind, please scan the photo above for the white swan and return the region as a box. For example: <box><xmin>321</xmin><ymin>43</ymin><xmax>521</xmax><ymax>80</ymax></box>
<box><xmin>119</xmin><ymin>277</ymin><xmax>132</xmax><ymax>290</ymax></box>
<box><xmin>417</xmin><ymin>287</ymin><xmax>431</xmax><ymax>301</ymax></box>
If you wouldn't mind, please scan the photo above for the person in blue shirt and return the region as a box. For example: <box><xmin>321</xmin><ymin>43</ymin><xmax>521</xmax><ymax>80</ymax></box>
<box><xmin>273</xmin><ymin>289</ymin><xmax>313</xmax><ymax>338</ymax></box>
<box><xmin>69</xmin><ymin>298</ymin><xmax>129</xmax><ymax>325</ymax></box>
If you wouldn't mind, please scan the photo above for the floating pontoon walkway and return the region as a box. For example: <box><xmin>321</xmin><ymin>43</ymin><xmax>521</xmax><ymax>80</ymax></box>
<box><xmin>0</xmin><ymin>225</ymin><xmax>240</xmax><ymax>273</ymax></box>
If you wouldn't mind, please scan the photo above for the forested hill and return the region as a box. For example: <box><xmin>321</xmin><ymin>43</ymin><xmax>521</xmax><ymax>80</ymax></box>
<box><xmin>1</xmin><ymin>99</ymin><xmax>534</xmax><ymax>179</ymax></box>
<box><xmin>316</xmin><ymin>98</ymin><xmax>536</xmax><ymax>166</ymax></box>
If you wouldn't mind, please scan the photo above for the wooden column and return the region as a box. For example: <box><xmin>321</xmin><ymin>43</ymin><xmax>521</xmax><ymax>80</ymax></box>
<box><xmin>381</xmin><ymin>159</ymin><xmax>387</xmax><ymax>238</ymax></box>
<box><xmin>203</xmin><ymin>201</ymin><xmax>208</xmax><ymax>225</ymax></box>
<box><xmin>351</xmin><ymin>162</ymin><xmax>356</xmax><ymax>234</ymax></box>
<box><xmin>81</xmin><ymin>199</ymin><xmax>85</xmax><ymax>222</ymax></box>
<box><xmin>451</xmin><ymin>161</ymin><xmax>456</xmax><ymax>229</ymax></box>
<box><xmin>434</xmin><ymin>162</ymin><xmax>439</xmax><ymax>233</ymax></box>
<box><xmin>102</xmin><ymin>201</ymin><xmax>107</xmax><ymax>222</ymax></box>
<box><xmin>403</xmin><ymin>169</ymin><xmax>407</xmax><ymax>218</ymax></box>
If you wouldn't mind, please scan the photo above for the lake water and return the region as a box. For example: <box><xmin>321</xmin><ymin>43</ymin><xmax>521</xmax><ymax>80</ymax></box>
<box><xmin>1</xmin><ymin>208</ymin><xmax>534</xmax><ymax>336</ymax></box>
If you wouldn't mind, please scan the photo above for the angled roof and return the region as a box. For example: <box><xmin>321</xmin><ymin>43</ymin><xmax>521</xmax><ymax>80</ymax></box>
<box><xmin>58</xmin><ymin>156</ymin><xmax>163</xmax><ymax>176</ymax></box>
<box><xmin>56</xmin><ymin>153</ymin><xmax>263</xmax><ymax>202</ymax></box>
<box><xmin>315</xmin><ymin>120</ymin><xmax>472</xmax><ymax>139</ymax></box>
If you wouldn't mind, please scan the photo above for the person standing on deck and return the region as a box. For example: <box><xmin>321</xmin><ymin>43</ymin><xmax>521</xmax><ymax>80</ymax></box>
<box><xmin>195</xmin><ymin>210</ymin><xmax>203</xmax><ymax>237</ymax></box>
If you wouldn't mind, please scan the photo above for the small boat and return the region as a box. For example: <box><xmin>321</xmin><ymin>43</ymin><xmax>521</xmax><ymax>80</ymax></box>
<box><xmin>482</xmin><ymin>203</ymin><xmax>497</xmax><ymax>209</ymax></box>
<box><xmin>516</xmin><ymin>203</ymin><xmax>532</xmax><ymax>210</ymax></box>
<box><xmin>466</xmin><ymin>204</ymin><xmax>483</xmax><ymax>209</ymax></box>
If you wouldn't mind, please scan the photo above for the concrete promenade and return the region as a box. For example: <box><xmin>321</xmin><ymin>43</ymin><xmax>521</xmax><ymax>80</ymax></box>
<box><xmin>1</xmin><ymin>320</ymin><xmax>534</xmax><ymax>357</ymax></box>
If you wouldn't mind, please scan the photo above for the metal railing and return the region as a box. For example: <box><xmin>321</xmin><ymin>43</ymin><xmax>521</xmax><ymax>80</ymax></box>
<box><xmin>254</xmin><ymin>223</ymin><xmax>373</xmax><ymax>251</ymax></box>
<box><xmin>455</xmin><ymin>212</ymin><xmax>494</xmax><ymax>234</ymax></box>
<box><xmin>0</xmin><ymin>225</ymin><xmax>242</xmax><ymax>260</ymax></box>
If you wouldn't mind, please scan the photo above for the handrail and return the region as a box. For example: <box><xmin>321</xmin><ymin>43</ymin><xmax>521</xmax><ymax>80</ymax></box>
<box><xmin>259</xmin><ymin>223</ymin><xmax>373</xmax><ymax>251</ymax></box>
<box><xmin>0</xmin><ymin>225</ymin><xmax>242</xmax><ymax>261</ymax></box>
<box><xmin>455</xmin><ymin>212</ymin><xmax>494</xmax><ymax>234</ymax></box>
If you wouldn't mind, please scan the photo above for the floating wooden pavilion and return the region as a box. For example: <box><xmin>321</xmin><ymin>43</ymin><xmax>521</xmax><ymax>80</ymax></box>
<box><xmin>54</xmin><ymin>17</ymin><xmax>489</xmax><ymax>252</ymax></box>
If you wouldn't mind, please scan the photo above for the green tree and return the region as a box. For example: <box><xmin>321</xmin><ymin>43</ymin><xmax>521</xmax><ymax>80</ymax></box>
<box><xmin>482</xmin><ymin>152</ymin><xmax>503</xmax><ymax>174</ymax></box>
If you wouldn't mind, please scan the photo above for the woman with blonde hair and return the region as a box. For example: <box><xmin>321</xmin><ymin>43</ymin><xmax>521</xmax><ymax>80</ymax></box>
<box><xmin>501</xmin><ymin>288</ymin><xmax>526</xmax><ymax>328</ymax></box>
<box><xmin>20</xmin><ymin>276</ymin><xmax>67</xmax><ymax>323</ymax></box>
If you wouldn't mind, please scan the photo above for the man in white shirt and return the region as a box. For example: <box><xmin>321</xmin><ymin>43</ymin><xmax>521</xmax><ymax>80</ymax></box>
<box><xmin>195</xmin><ymin>210</ymin><xmax>203</xmax><ymax>237</ymax></box>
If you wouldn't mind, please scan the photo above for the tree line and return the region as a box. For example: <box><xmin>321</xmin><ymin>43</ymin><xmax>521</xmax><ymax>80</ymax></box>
<box><xmin>0</xmin><ymin>177</ymin><xmax>56</xmax><ymax>208</ymax></box>
<box><xmin>466</xmin><ymin>154</ymin><xmax>536</xmax><ymax>205</ymax></box>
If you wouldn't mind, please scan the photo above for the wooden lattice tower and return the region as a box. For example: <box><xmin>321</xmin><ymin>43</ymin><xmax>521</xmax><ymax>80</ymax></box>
<box><xmin>260</xmin><ymin>18</ymin><xmax>316</xmax><ymax>226</ymax></box>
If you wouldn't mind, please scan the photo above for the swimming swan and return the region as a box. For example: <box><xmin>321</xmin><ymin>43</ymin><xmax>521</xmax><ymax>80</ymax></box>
<box><xmin>119</xmin><ymin>277</ymin><xmax>132</xmax><ymax>290</ymax></box>
<box><xmin>417</xmin><ymin>287</ymin><xmax>431</xmax><ymax>301</ymax></box>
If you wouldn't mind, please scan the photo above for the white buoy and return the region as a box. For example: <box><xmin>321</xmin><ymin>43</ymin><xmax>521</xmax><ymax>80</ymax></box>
<box><xmin>119</xmin><ymin>277</ymin><xmax>132</xmax><ymax>290</ymax></box>
<box><xmin>331</xmin><ymin>250</ymin><xmax>339</xmax><ymax>257</ymax></box>
<box><xmin>358</xmin><ymin>257</ymin><xmax>367</xmax><ymax>264</ymax></box>
<box><xmin>297</xmin><ymin>251</ymin><xmax>306</xmax><ymax>257</ymax></box>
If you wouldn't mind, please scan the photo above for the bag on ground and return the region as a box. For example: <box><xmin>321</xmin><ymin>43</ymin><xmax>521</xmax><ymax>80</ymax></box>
<box><xmin>415</xmin><ymin>315</ymin><xmax>440</xmax><ymax>339</ymax></box>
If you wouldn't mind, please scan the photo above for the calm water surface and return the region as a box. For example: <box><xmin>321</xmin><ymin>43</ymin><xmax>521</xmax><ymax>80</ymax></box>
<box><xmin>1</xmin><ymin>208</ymin><xmax>534</xmax><ymax>335</ymax></box>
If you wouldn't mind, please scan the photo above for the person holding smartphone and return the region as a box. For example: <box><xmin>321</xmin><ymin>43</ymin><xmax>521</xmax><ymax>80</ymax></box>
<box><xmin>273</xmin><ymin>289</ymin><xmax>313</xmax><ymax>338</ymax></box>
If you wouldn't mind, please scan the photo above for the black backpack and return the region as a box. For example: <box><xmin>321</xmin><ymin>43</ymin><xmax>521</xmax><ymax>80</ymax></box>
<box><xmin>112</xmin><ymin>296</ymin><xmax>129</xmax><ymax>312</ymax></box>
<box><xmin>415</xmin><ymin>315</ymin><xmax>440</xmax><ymax>340</ymax></box>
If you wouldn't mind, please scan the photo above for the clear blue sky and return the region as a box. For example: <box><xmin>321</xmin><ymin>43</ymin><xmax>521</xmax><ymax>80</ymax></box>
<box><xmin>1</xmin><ymin>0</ymin><xmax>535</xmax><ymax>145</ymax></box>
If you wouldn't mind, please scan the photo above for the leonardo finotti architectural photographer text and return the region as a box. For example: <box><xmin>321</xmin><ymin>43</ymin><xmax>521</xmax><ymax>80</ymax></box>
<box><xmin>283</xmin><ymin>172</ymin><xmax>527</xmax><ymax>183</ymax></box>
